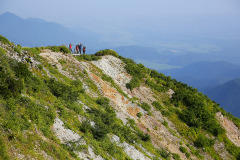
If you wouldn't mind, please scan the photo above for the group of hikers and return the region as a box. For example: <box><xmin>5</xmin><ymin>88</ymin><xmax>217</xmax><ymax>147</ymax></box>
<box><xmin>69</xmin><ymin>43</ymin><xmax>86</xmax><ymax>54</ymax></box>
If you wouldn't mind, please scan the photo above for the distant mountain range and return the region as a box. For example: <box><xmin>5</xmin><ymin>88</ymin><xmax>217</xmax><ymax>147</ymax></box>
<box><xmin>206</xmin><ymin>78</ymin><xmax>240</xmax><ymax>118</ymax></box>
<box><xmin>0</xmin><ymin>12</ymin><xmax>99</xmax><ymax>50</ymax></box>
<box><xmin>160</xmin><ymin>61</ymin><xmax>240</xmax><ymax>90</ymax></box>
<box><xmin>159</xmin><ymin>61</ymin><xmax>240</xmax><ymax>118</ymax></box>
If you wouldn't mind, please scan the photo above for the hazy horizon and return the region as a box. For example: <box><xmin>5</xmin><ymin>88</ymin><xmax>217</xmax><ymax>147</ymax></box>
<box><xmin>1</xmin><ymin>0</ymin><xmax>240</xmax><ymax>59</ymax></box>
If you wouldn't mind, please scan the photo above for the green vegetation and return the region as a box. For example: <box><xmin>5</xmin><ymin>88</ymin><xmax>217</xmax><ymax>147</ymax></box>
<box><xmin>14</xmin><ymin>46</ymin><xmax>21</xmax><ymax>54</ymax></box>
<box><xmin>157</xmin><ymin>148</ymin><xmax>170</xmax><ymax>159</ymax></box>
<box><xmin>0</xmin><ymin>47</ymin><xmax>6</xmax><ymax>54</ymax></box>
<box><xmin>172</xmin><ymin>88</ymin><xmax>225</xmax><ymax>136</ymax></box>
<box><xmin>126</xmin><ymin>77</ymin><xmax>140</xmax><ymax>90</ymax></box>
<box><xmin>140</xmin><ymin>103</ymin><xmax>151</xmax><ymax>112</ymax></box>
<box><xmin>75</xmin><ymin>54</ymin><xmax>101</xmax><ymax>61</ymax></box>
<box><xmin>136</xmin><ymin>112</ymin><xmax>143</xmax><ymax>118</ymax></box>
<box><xmin>101</xmin><ymin>74</ymin><xmax>114</xmax><ymax>83</ymax></box>
<box><xmin>0</xmin><ymin>36</ymin><xmax>240</xmax><ymax>159</ymax></box>
<box><xmin>172</xmin><ymin>153</ymin><xmax>180</xmax><ymax>160</ymax></box>
<box><xmin>0</xmin><ymin>137</ymin><xmax>9</xmax><ymax>160</ymax></box>
<box><xmin>0</xmin><ymin>35</ymin><xmax>11</xmax><ymax>45</ymax></box>
<box><xmin>45</xmin><ymin>46</ymin><xmax>70</xmax><ymax>54</ymax></box>
<box><xmin>152</xmin><ymin>101</ymin><xmax>163</xmax><ymax>111</ymax></box>
<box><xmin>95</xmin><ymin>49</ymin><xmax>119</xmax><ymax>57</ymax></box>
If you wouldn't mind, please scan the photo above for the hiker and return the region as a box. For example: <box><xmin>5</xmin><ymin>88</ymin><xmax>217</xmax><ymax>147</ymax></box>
<box><xmin>76</xmin><ymin>44</ymin><xmax>79</xmax><ymax>54</ymax></box>
<box><xmin>69</xmin><ymin>43</ymin><xmax>72</xmax><ymax>53</ymax></box>
<box><xmin>83</xmin><ymin>46</ymin><xmax>86</xmax><ymax>54</ymax></box>
<box><xmin>79</xmin><ymin>43</ymin><xmax>82</xmax><ymax>54</ymax></box>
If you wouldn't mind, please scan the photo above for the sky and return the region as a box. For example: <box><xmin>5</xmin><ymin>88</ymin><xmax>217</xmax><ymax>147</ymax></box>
<box><xmin>1</xmin><ymin>0</ymin><xmax>240</xmax><ymax>27</ymax></box>
<box><xmin>1</xmin><ymin>0</ymin><xmax>240</xmax><ymax>52</ymax></box>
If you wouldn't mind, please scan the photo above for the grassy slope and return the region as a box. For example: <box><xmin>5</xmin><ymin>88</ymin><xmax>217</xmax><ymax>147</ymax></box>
<box><xmin>0</xmin><ymin>35</ymin><xmax>240</xmax><ymax>159</ymax></box>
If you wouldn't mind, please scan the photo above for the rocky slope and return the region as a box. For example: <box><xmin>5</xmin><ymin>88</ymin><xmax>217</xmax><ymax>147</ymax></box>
<box><xmin>0</xmin><ymin>35</ymin><xmax>240</xmax><ymax>160</ymax></box>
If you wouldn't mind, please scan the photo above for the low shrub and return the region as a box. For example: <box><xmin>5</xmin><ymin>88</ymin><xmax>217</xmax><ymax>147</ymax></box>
<box><xmin>96</xmin><ymin>97</ymin><xmax>110</xmax><ymax>106</ymax></box>
<box><xmin>152</xmin><ymin>101</ymin><xmax>163</xmax><ymax>111</ymax></box>
<box><xmin>102</xmin><ymin>74</ymin><xmax>114</xmax><ymax>83</ymax></box>
<box><xmin>137</xmin><ymin>132</ymin><xmax>151</xmax><ymax>142</ymax></box>
<box><xmin>157</xmin><ymin>148</ymin><xmax>170</xmax><ymax>158</ymax></box>
<box><xmin>162</xmin><ymin>120</ymin><xmax>168</xmax><ymax>127</ymax></box>
<box><xmin>126</xmin><ymin>77</ymin><xmax>140</xmax><ymax>90</ymax></box>
<box><xmin>22</xmin><ymin>47</ymin><xmax>40</xmax><ymax>56</ymax></box>
<box><xmin>172</xmin><ymin>153</ymin><xmax>180</xmax><ymax>160</ymax></box>
<box><xmin>95</xmin><ymin>49</ymin><xmax>119</xmax><ymax>57</ymax></box>
<box><xmin>136</xmin><ymin>112</ymin><xmax>143</xmax><ymax>118</ymax></box>
<box><xmin>140</xmin><ymin>103</ymin><xmax>151</xmax><ymax>112</ymax></box>
<box><xmin>0</xmin><ymin>35</ymin><xmax>11</xmax><ymax>45</ymax></box>
<box><xmin>47</xmin><ymin>78</ymin><xmax>80</xmax><ymax>102</ymax></box>
<box><xmin>14</xmin><ymin>46</ymin><xmax>21</xmax><ymax>54</ymax></box>
<box><xmin>75</xmin><ymin>54</ymin><xmax>101</xmax><ymax>61</ymax></box>
<box><xmin>194</xmin><ymin>134</ymin><xmax>214</xmax><ymax>148</ymax></box>
<box><xmin>179</xmin><ymin>146</ymin><xmax>187</xmax><ymax>153</ymax></box>
<box><xmin>14</xmin><ymin>62</ymin><xmax>31</xmax><ymax>80</ymax></box>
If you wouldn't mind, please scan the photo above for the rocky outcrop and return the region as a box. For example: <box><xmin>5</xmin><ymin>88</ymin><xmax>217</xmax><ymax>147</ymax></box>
<box><xmin>216</xmin><ymin>112</ymin><xmax>240</xmax><ymax>147</ymax></box>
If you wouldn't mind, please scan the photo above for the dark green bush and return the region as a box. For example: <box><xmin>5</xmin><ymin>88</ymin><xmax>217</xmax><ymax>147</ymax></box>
<box><xmin>179</xmin><ymin>146</ymin><xmax>187</xmax><ymax>153</ymax></box>
<box><xmin>185</xmin><ymin>152</ymin><xmax>191</xmax><ymax>158</ymax></box>
<box><xmin>95</xmin><ymin>49</ymin><xmax>119</xmax><ymax>57</ymax></box>
<box><xmin>137</xmin><ymin>132</ymin><xmax>151</xmax><ymax>142</ymax></box>
<box><xmin>59</xmin><ymin>46</ymin><xmax>70</xmax><ymax>53</ymax></box>
<box><xmin>0</xmin><ymin>68</ymin><xmax>24</xmax><ymax>99</ymax></box>
<box><xmin>161</xmin><ymin>110</ymin><xmax>171</xmax><ymax>117</ymax></box>
<box><xmin>152</xmin><ymin>101</ymin><xmax>163</xmax><ymax>111</ymax></box>
<box><xmin>47</xmin><ymin>78</ymin><xmax>80</xmax><ymax>102</ymax></box>
<box><xmin>96</xmin><ymin>97</ymin><xmax>110</xmax><ymax>106</ymax></box>
<box><xmin>162</xmin><ymin>120</ymin><xmax>168</xmax><ymax>127</ymax></box>
<box><xmin>194</xmin><ymin>134</ymin><xmax>214</xmax><ymax>148</ymax></box>
<box><xmin>157</xmin><ymin>148</ymin><xmax>170</xmax><ymax>158</ymax></box>
<box><xmin>172</xmin><ymin>153</ymin><xmax>180</xmax><ymax>160</ymax></box>
<box><xmin>126</xmin><ymin>77</ymin><xmax>140</xmax><ymax>90</ymax></box>
<box><xmin>80</xmin><ymin>120</ymin><xmax>92</xmax><ymax>133</ymax></box>
<box><xmin>87</xmin><ymin>107</ymin><xmax>116</xmax><ymax>140</ymax></box>
<box><xmin>14</xmin><ymin>62</ymin><xmax>31</xmax><ymax>80</ymax></box>
<box><xmin>70</xmin><ymin>79</ymin><xmax>83</xmax><ymax>90</ymax></box>
<box><xmin>140</xmin><ymin>103</ymin><xmax>151</xmax><ymax>112</ymax></box>
<box><xmin>136</xmin><ymin>112</ymin><xmax>143</xmax><ymax>118</ymax></box>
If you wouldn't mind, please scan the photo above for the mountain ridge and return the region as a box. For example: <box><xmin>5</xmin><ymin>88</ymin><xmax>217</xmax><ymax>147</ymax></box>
<box><xmin>0</xmin><ymin>35</ymin><xmax>240</xmax><ymax>160</ymax></box>
<box><xmin>0</xmin><ymin>12</ymin><xmax>99</xmax><ymax>49</ymax></box>
<box><xmin>207</xmin><ymin>78</ymin><xmax>240</xmax><ymax>118</ymax></box>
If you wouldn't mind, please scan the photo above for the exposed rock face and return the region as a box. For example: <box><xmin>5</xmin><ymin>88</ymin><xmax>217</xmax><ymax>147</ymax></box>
<box><xmin>92</xmin><ymin>55</ymin><xmax>131</xmax><ymax>95</ymax></box>
<box><xmin>109</xmin><ymin>134</ymin><xmax>151</xmax><ymax>160</ymax></box>
<box><xmin>216</xmin><ymin>112</ymin><xmax>240</xmax><ymax>147</ymax></box>
<box><xmin>40</xmin><ymin>50</ymin><xmax>85</xmax><ymax>80</ymax></box>
<box><xmin>89</xmin><ymin>56</ymin><xmax>188</xmax><ymax>159</ymax></box>
<box><xmin>52</xmin><ymin>117</ymin><xmax>85</xmax><ymax>144</ymax></box>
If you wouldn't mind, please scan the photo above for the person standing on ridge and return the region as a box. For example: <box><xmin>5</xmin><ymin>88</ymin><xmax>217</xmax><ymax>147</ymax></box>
<box><xmin>79</xmin><ymin>43</ymin><xmax>82</xmax><ymax>54</ymax></box>
<box><xmin>83</xmin><ymin>45</ymin><xmax>86</xmax><ymax>54</ymax></box>
<box><xmin>69</xmin><ymin>43</ymin><xmax>72</xmax><ymax>53</ymax></box>
<box><xmin>76</xmin><ymin>44</ymin><xmax>79</xmax><ymax>54</ymax></box>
